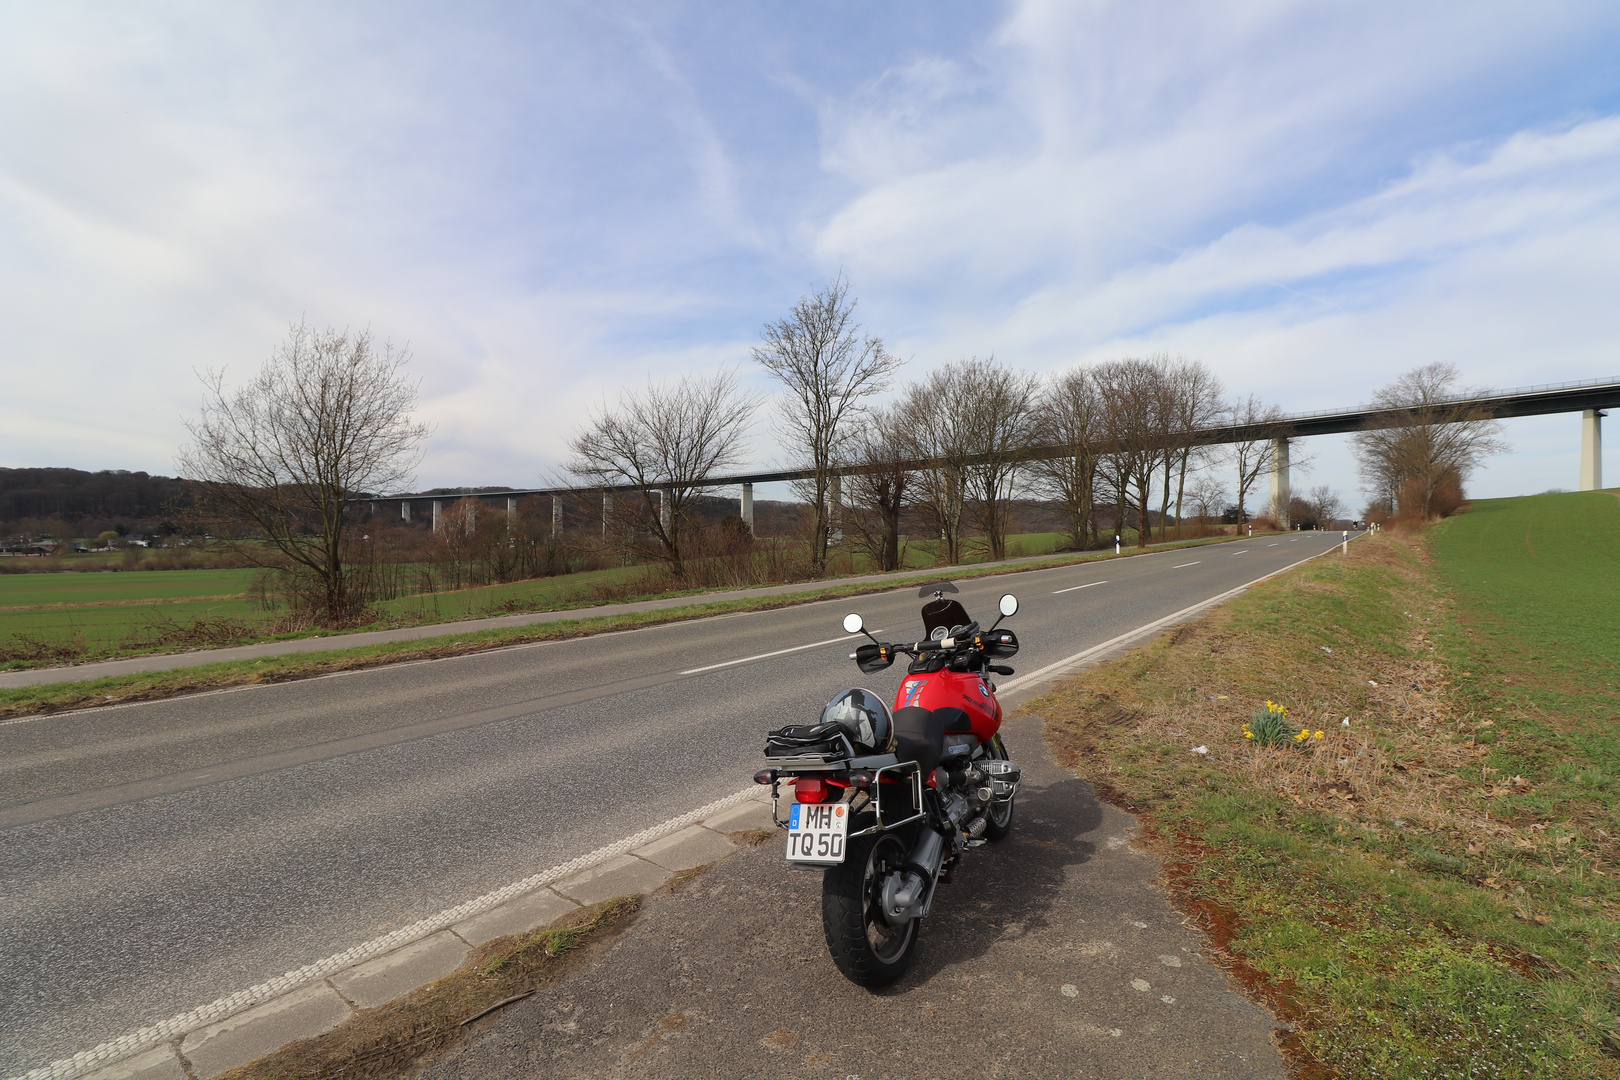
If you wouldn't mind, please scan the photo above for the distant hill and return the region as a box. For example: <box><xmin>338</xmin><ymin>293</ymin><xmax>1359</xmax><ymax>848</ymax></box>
<box><xmin>0</xmin><ymin>468</ymin><xmax>191</xmax><ymax>537</ymax></box>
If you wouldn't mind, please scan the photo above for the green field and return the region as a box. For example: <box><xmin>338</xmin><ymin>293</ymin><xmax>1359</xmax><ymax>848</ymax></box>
<box><xmin>0</xmin><ymin>528</ymin><xmax>1181</xmax><ymax>664</ymax></box>
<box><xmin>1037</xmin><ymin>492</ymin><xmax>1620</xmax><ymax>1078</ymax></box>
<box><xmin>0</xmin><ymin>568</ymin><xmax>266</xmax><ymax>654</ymax></box>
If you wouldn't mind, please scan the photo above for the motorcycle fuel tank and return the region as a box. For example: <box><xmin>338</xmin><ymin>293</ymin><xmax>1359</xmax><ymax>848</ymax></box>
<box><xmin>892</xmin><ymin>668</ymin><xmax>1002</xmax><ymax>743</ymax></box>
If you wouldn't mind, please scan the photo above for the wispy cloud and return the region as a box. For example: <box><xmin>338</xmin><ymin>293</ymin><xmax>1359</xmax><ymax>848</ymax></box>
<box><xmin>2</xmin><ymin>1</ymin><xmax>1617</xmax><ymax>502</ymax></box>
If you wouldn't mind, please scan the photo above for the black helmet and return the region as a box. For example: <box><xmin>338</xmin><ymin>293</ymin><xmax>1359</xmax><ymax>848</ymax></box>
<box><xmin>819</xmin><ymin>688</ymin><xmax>893</xmax><ymax>753</ymax></box>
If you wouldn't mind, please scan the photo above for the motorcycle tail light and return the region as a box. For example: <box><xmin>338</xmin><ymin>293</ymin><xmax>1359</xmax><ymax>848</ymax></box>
<box><xmin>794</xmin><ymin>778</ymin><xmax>830</xmax><ymax>804</ymax></box>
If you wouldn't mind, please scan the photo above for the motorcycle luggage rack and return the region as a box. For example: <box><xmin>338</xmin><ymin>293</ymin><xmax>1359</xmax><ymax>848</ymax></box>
<box><xmin>770</xmin><ymin>759</ymin><xmax>925</xmax><ymax>838</ymax></box>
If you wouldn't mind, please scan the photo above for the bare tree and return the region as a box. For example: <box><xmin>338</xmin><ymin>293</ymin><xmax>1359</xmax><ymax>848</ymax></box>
<box><xmin>752</xmin><ymin>274</ymin><xmax>901</xmax><ymax>573</ymax></box>
<box><xmin>1186</xmin><ymin>474</ymin><xmax>1228</xmax><ymax>533</ymax></box>
<box><xmin>843</xmin><ymin>404</ymin><xmax>912</xmax><ymax>572</ymax></box>
<box><xmin>1307</xmin><ymin>484</ymin><xmax>1345</xmax><ymax>528</ymax></box>
<box><xmin>1160</xmin><ymin>357</ymin><xmax>1225</xmax><ymax>539</ymax></box>
<box><xmin>957</xmin><ymin>358</ymin><xmax>1041</xmax><ymax>560</ymax></box>
<box><xmin>567</xmin><ymin>370</ymin><xmax>758</xmax><ymax>579</ymax></box>
<box><xmin>179</xmin><ymin>322</ymin><xmax>432</xmax><ymax>623</ymax></box>
<box><xmin>1228</xmin><ymin>395</ymin><xmax>1285</xmax><ymax>525</ymax></box>
<box><xmin>1030</xmin><ymin>366</ymin><xmax>1102</xmax><ymax>550</ymax></box>
<box><xmin>898</xmin><ymin>369</ymin><xmax>973</xmax><ymax>566</ymax></box>
<box><xmin>1091</xmin><ymin>359</ymin><xmax>1163</xmax><ymax>548</ymax></box>
<box><xmin>1351</xmin><ymin>363</ymin><xmax>1508</xmax><ymax>520</ymax></box>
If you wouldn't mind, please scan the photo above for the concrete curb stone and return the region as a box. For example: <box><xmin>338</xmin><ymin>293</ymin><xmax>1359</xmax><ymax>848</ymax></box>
<box><xmin>179</xmin><ymin>983</ymin><xmax>352</xmax><ymax>1080</ymax></box>
<box><xmin>700</xmin><ymin>800</ymin><xmax>776</xmax><ymax>832</ymax></box>
<box><xmin>551</xmin><ymin>854</ymin><xmax>674</xmax><ymax>906</ymax></box>
<box><xmin>329</xmin><ymin>931</ymin><xmax>471</xmax><ymax>1010</ymax></box>
<box><xmin>451</xmin><ymin>887</ymin><xmax>578</xmax><ymax>946</ymax></box>
<box><xmin>77</xmin><ymin>1048</ymin><xmax>184</xmax><ymax>1080</ymax></box>
<box><xmin>633</xmin><ymin>825</ymin><xmax>740</xmax><ymax>872</ymax></box>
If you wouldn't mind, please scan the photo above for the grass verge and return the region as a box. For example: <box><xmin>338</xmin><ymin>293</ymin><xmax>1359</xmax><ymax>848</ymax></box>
<box><xmin>0</xmin><ymin>531</ymin><xmax>1266</xmax><ymax>719</ymax></box>
<box><xmin>214</xmin><ymin>896</ymin><xmax>641</xmax><ymax>1080</ymax></box>
<box><xmin>1033</xmin><ymin>512</ymin><xmax>1620</xmax><ymax>1079</ymax></box>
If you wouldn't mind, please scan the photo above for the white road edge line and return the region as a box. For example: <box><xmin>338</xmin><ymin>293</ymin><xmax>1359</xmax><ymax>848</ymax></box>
<box><xmin>998</xmin><ymin>539</ymin><xmax>1352</xmax><ymax>698</ymax></box>
<box><xmin>679</xmin><ymin>634</ymin><xmax>855</xmax><ymax>675</ymax></box>
<box><xmin>1171</xmin><ymin>561</ymin><xmax>1200</xmax><ymax>568</ymax></box>
<box><xmin>1052</xmin><ymin>581</ymin><xmax>1107</xmax><ymax>595</ymax></box>
<box><xmin>12</xmin><ymin>786</ymin><xmax>766</xmax><ymax>1080</ymax></box>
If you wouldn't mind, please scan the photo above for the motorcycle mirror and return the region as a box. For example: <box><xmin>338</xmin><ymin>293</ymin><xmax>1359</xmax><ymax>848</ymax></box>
<box><xmin>999</xmin><ymin>593</ymin><xmax>1018</xmax><ymax>617</ymax></box>
<box><xmin>843</xmin><ymin>612</ymin><xmax>864</xmax><ymax>634</ymax></box>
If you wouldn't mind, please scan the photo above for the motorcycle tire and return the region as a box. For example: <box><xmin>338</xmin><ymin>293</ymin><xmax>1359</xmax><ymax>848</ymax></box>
<box><xmin>984</xmin><ymin>734</ymin><xmax>1016</xmax><ymax>842</ymax></box>
<box><xmin>821</xmin><ymin>830</ymin><xmax>919</xmax><ymax>987</ymax></box>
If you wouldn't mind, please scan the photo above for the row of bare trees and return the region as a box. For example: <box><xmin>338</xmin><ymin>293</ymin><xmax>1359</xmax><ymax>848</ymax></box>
<box><xmin>180</xmin><ymin>294</ymin><xmax>1494</xmax><ymax>627</ymax></box>
<box><xmin>565</xmin><ymin>278</ymin><xmax>1330</xmax><ymax>581</ymax></box>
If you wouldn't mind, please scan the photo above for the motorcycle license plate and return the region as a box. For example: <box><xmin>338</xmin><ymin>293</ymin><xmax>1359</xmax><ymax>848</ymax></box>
<box><xmin>786</xmin><ymin>802</ymin><xmax>848</xmax><ymax>865</ymax></box>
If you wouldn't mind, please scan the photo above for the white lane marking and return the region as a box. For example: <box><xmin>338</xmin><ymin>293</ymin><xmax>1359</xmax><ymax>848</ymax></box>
<box><xmin>16</xmin><ymin>787</ymin><xmax>765</xmax><ymax>1080</ymax></box>
<box><xmin>1267</xmin><ymin>543</ymin><xmax>1279</xmax><ymax>547</ymax></box>
<box><xmin>679</xmin><ymin>635</ymin><xmax>854</xmax><ymax>675</ymax></box>
<box><xmin>1232</xmin><ymin>549</ymin><xmax>1249</xmax><ymax>554</ymax></box>
<box><xmin>998</xmin><ymin>543</ymin><xmax>1347</xmax><ymax>697</ymax></box>
<box><xmin>1171</xmin><ymin>561</ymin><xmax>1200</xmax><ymax>569</ymax></box>
<box><xmin>1053</xmin><ymin>581</ymin><xmax>1107</xmax><ymax>595</ymax></box>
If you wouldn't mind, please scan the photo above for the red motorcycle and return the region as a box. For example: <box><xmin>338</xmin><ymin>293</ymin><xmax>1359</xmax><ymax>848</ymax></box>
<box><xmin>755</xmin><ymin>582</ymin><xmax>1022</xmax><ymax>986</ymax></box>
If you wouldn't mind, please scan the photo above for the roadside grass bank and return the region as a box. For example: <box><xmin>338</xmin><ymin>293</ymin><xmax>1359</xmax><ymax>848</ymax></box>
<box><xmin>0</xmin><ymin>526</ymin><xmax>1238</xmax><ymax>669</ymax></box>
<box><xmin>212</xmin><ymin>896</ymin><xmax>642</xmax><ymax>1080</ymax></box>
<box><xmin>0</xmin><ymin>532</ymin><xmax>1266</xmax><ymax>719</ymax></box>
<box><xmin>1034</xmin><ymin>514</ymin><xmax>1620</xmax><ymax>1079</ymax></box>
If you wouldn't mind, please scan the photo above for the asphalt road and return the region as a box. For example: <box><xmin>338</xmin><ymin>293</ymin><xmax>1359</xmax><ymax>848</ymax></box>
<box><xmin>0</xmin><ymin>533</ymin><xmax>1349</xmax><ymax>1075</ymax></box>
<box><xmin>419</xmin><ymin>713</ymin><xmax>1286</xmax><ymax>1080</ymax></box>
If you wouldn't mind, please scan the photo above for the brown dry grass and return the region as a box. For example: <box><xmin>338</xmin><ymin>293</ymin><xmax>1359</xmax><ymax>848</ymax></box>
<box><xmin>1046</xmin><ymin>534</ymin><xmax>1519</xmax><ymax>849</ymax></box>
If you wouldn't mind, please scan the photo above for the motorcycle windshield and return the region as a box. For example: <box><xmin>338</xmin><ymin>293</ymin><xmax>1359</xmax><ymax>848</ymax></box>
<box><xmin>921</xmin><ymin>597</ymin><xmax>973</xmax><ymax>637</ymax></box>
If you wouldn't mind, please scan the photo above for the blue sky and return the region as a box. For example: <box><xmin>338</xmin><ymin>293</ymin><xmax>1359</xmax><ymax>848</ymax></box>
<box><xmin>4</xmin><ymin>1</ymin><xmax>1620</xmax><ymax>509</ymax></box>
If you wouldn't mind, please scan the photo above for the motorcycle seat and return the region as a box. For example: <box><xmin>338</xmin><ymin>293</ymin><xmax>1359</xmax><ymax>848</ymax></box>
<box><xmin>890</xmin><ymin>706</ymin><xmax>947</xmax><ymax>775</ymax></box>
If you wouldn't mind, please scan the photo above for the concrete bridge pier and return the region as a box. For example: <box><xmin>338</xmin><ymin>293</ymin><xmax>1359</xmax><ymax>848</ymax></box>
<box><xmin>1269</xmin><ymin>438</ymin><xmax>1291</xmax><ymax>529</ymax></box>
<box><xmin>552</xmin><ymin>496</ymin><xmax>562</xmax><ymax>538</ymax></box>
<box><xmin>602</xmin><ymin>491</ymin><xmax>613</xmax><ymax>536</ymax></box>
<box><xmin>1581</xmin><ymin>409</ymin><xmax>1605</xmax><ymax>490</ymax></box>
<box><xmin>401</xmin><ymin>501</ymin><xmax>411</xmax><ymax>523</ymax></box>
<box><xmin>828</xmin><ymin>473</ymin><xmax>844</xmax><ymax>545</ymax></box>
<box><xmin>740</xmin><ymin>483</ymin><xmax>754</xmax><ymax>536</ymax></box>
<box><xmin>659</xmin><ymin>487</ymin><xmax>672</xmax><ymax>534</ymax></box>
<box><xmin>431</xmin><ymin>500</ymin><xmax>442</xmax><ymax>533</ymax></box>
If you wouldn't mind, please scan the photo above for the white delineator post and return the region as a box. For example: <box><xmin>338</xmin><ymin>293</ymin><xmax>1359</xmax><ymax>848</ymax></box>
<box><xmin>1342</xmin><ymin>530</ymin><xmax>1349</xmax><ymax>556</ymax></box>
<box><xmin>1269</xmin><ymin>438</ymin><xmax>1291</xmax><ymax>529</ymax></box>
<box><xmin>1580</xmin><ymin>409</ymin><xmax>1604</xmax><ymax>491</ymax></box>
<box><xmin>740</xmin><ymin>483</ymin><xmax>754</xmax><ymax>536</ymax></box>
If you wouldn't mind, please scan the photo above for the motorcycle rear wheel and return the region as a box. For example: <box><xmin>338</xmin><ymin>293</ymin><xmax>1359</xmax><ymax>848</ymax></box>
<box><xmin>822</xmin><ymin>830</ymin><xmax>919</xmax><ymax>987</ymax></box>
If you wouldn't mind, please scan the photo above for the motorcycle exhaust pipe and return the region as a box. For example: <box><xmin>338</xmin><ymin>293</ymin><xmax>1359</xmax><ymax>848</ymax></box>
<box><xmin>883</xmin><ymin>827</ymin><xmax>948</xmax><ymax>923</ymax></box>
<box><xmin>905</xmin><ymin>827</ymin><xmax>947</xmax><ymax>881</ymax></box>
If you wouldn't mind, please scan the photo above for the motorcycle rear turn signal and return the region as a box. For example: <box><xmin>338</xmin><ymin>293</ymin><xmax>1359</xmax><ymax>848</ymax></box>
<box><xmin>753</xmin><ymin>768</ymin><xmax>778</xmax><ymax>786</ymax></box>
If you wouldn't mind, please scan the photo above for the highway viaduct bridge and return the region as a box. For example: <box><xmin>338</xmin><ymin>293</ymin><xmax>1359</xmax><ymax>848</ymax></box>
<box><xmin>368</xmin><ymin>376</ymin><xmax>1617</xmax><ymax>533</ymax></box>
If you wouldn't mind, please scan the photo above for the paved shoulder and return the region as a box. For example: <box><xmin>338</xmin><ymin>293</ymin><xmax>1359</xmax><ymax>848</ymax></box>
<box><xmin>417</xmin><ymin>715</ymin><xmax>1286</xmax><ymax>1080</ymax></box>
